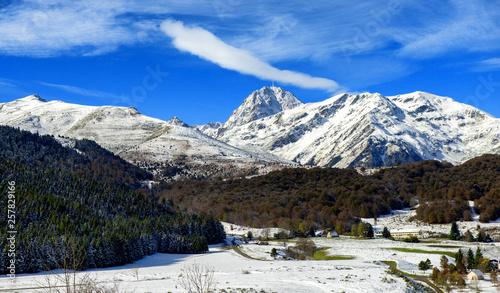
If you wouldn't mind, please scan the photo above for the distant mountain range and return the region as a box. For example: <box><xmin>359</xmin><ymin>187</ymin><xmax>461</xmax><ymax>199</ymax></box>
<box><xmin>200</xmin><ymin>87</ymin><xmax>500</xmax><ymax>168</ymax></box>
<box><xmin>0</xmin><ymin>94</ymin><xmax>292</xmax><ymax>180</ymax></box>
<box><xmin>1</xmin><ymin>86</ymin><xmax>499</xmax><ymax>175</ymax></box>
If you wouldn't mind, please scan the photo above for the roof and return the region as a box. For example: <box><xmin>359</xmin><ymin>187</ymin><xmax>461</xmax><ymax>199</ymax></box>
<box><xmin>390</xmin><ymin>229</ymin><xmax>421</xmax><ymax>233</ymax></box>
<box><xmin>470</xmin><ymin>269</ymin><xmax>484</xmax><ymax>276</ymax></box>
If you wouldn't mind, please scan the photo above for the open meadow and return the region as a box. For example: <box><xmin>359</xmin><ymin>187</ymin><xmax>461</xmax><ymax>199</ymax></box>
<box><xmin>2</xmin><ymin>211</ymin><xmax>500</xmax><ymax>293</ymax></box>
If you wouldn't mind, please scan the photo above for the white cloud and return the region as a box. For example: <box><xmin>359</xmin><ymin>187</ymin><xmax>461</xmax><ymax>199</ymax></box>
<box><xmin>0</xmin><ymin>78</ymin><xmax>18</xmax><ymax>88</ymax></box>
<box><xmin>394</xmin><ymin>1</ymin><xmax>500</xmax><ymax>59</ymax></box>
<box><xmin>0</xmin><ymin>0</ymin><xmax>228</xmax><ymax>57</ymax></box>
<box><xmin>0</xmin><ymin>0</ymin><xmax>499</xmax><ymax>93</ymax></box>
<box><xmin>0</xmin><ymin>0</ymin><xmax>498</xmax><ymax>63</ymax></box>
<box><xmin>160</xmin><ymin>19</ymin><xmax>340</xmax><ymax>92</ymax></box>
<box><xmin>471</xmin><ymin>58</ymin><xmax>500</xmax><ymax>72</ymax></box>
<box><xmin>38</xmin><ymin>81</ymin><xmax>132</xmax><ymax>104</ymax></box>
<box><xmin>0</xmin><ymin>0</ymin><xmax>173</xmax><ymax>57</ymax></box>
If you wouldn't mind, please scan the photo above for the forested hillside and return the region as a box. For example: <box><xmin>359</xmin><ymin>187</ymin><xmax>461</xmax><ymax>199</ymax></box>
<box><xmin>158</xmin><ymin>155</ymin><xmax>500</xmax><ymax>233</ymax></box>
<box><xmin>0</xmin><ymin>126</ymin><xmax>152</xmax><ymax>189</ymax></box>
<box><xmin>0</xmin><ymin>126</ymin><xmax>225</xmax><ymax>273</ymax></box>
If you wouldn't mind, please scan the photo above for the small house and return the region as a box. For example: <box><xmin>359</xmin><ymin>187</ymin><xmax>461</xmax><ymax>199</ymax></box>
<box><xmin>467</xmin><ymin>269</ymin><xmax>484</xmax><ymax>280</ymax></box>
<box><xmin>390</xmin><ymin>230</ymin><xmax>423</xmax><ymax>240</ymax></box>
<box><xmin>327</xmin><ymin>231</ymin><xmax>339</xmax><ymax>238</ymax></box>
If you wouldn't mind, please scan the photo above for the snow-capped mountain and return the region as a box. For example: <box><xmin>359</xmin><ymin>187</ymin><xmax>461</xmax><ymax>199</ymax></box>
<box><xmin>199</xmin><ymin>88</ymin><xmax>500</xmax><ymax>168</ymax></box>
<box><xmin>2</xmin><ymin>86</ymin><xmax>499</xmax><ymax>172</ymax></box>
<box><xmin>0</xmin><ymin>95</ymin><xmax>292</xmax><ymax>180</ymax></box>
<box><xmin>226</xmin><ymin>86</ymin><xmax>303</xmax><ymax>127</ymax></box>
<box><xmin>200</xmin><ymin>86</ymin><xmax>303</xmax><ymax>137</ymax></box>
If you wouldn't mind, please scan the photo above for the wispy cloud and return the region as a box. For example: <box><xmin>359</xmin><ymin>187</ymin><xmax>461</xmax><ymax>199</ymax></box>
<box><xmin>394</xmin><ymin>1</ymin><xmax>500</xmax><ymax>59</ymax></box>
<box><xmin>471</xmin><ymin>58</ymin><xmax>500</xmax><ymax>72</ymax></box>
<box><xmin>0</xmin><ymin>1</ymin><xmax>168</xmax><ymax>57</ymax></box>
<box><xmin>38</xmin><ymin>81</ymin><xmax>132</xmax><ymax>104</ymax></box>
<box><xmin>0</xmin><ymin>0</ymin><xmax>226</xmax><ymax>57</ymax></box>
<box><xmin>0</xmin><ymin>0</ymin><xmax>499</xmax><ymax>93</ymax></box>
<box><xmin>0</xmin><ymin>0</ymin><xmax>498</xmax><ymax>63</ymax></box>
<box><xmin>0</xmin><ymin>77</ymin><xmax>18</xmax><ymax>88</ymax></box>
<box><xmin>161</xmin><ymin>19</ymin><xmax>340</xmax><ymax>92</ymax></box>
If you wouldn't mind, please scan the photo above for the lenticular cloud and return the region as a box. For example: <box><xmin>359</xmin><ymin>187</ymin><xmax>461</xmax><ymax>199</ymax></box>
<box><xmin>160</xmin><ymin>19</ymin><xmax>340</xmax><ymax>92</ymax></box>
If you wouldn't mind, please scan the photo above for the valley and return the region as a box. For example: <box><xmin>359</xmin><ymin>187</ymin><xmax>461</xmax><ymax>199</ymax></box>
<box><xmin>1</xmin><ymin>87</ymin><xmax>500</xmax><ymax>293</ymax></box>
<box><xmin>1</xmin><ymin>2</ymin><xmax>498</xmax><ymax>292</ymax></box>
<box><xmin>2</xmin><ymin>213</ymin><xmax>500</xmax><ymax>293</ymax></box>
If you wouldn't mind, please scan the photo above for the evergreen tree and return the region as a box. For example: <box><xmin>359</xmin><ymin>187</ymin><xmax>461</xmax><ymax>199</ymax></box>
<box><xmin>466</xmin><ymin>248</ymin><xmax>475</xmax><ymax>271</ymax></box>
<box><xmin>308</xmin><ymin>226</ymin><xmax>316</xmax><ymax>237</ymax></box>
<box><xmin>366</xmin><ymin>224</ymin><xmax>374</xmax><ymax>238</ymax></box>
<box><xmin>449</xmin><ymin>221</ymin><xmax>460</xmax><ymax>240</ymax></box>
<box><xmin>418</xmin><ymin>259</ymin><xmax>432</xmax><ymax>272</ymax></box>
<box><xmin>382</xmin><ymin>227</ymin><xmax>391</xmax><ymax>238</ymax></box>
<box><xmin>474</xmin><ymin>247</ymin><xmax>483</xmax><ymax>268</ymax></box>
<box><xmin>467</xmin><ymin>230</ymin><xmax>475</xmax><ymax>242</ymax></box>
<box><xmin>476</xmin><ymin>231</ymin><xmax>485</xmax><ymax>242</ymax></box>
<box><xmin>455</xmin><ymin>249</ymin><xmax>463</xmax><ymax>264</ymax></box>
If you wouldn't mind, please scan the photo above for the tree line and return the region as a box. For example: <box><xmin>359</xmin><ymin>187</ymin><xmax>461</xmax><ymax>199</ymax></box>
<box><xmin>156</xmin><ymin>154</ymin><xmax>500</xmax><ymax>233</ymax></box>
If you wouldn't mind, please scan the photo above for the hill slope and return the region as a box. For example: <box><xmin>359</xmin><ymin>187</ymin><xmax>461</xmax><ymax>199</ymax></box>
<box><xmin>2</xmin><ymin>88</ymin><xmax>499</xmax><ymax>171</ymax></box>
<box><xmin>0</xmin><ymin>95</ymin><xmax>293</xmax><ymax>180</ymax></box>
<box><xmin>0</xmin><ymin>126</ymin><xmax>225</xmax><ymax>273</ymax></box>
<box><xmin>157</xmin><ymin>155</ymin><xmax>500</xmax><ymax>233</ymax></box>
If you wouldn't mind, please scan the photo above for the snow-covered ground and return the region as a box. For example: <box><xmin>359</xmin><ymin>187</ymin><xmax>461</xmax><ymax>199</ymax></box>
<box><xmin>2</xmin><ymin>217</ymin><xmax>500</xmax><ymax>292</ymax></box>
<box><xmin>363</xmin><ymin>206</ymin><xmax>500</xmax><ymax>240</ymax></box>
<box><xmin>0</xmin><ymin>241</ymin><xmax>410</xmax><ymax>293</ymax></box>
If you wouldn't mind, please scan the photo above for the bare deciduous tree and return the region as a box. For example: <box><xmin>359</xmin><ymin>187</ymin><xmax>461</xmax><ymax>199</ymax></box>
<box><xmin>178</xmin><ymin>262</ymin><xmax>216</xmax><ymax>293</ymax></box>
<box><xmin>278</xmin><ymin>230</ymin><xmax>289</xmax><ymax>248</ymax></box>
<box><xmin>472</xmin><ymin>278</ymin><xmax>482</xmax><ymax>293</ymax></box>
<box><xmin>131</xmin><ymin>266</ymin><xmax>139</xmax><ymax>281</ymax></box>
<box><xmin>41</xmin><ymin>236</ymin><xmax>121</xmax><ymax>293</ymax></box>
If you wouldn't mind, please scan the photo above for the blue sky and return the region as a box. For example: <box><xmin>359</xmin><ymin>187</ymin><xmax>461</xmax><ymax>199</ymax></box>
<box><xmin>0</xmin><ymin>0</ymin><xmax>499</xmax><ymax>125</ymax></box>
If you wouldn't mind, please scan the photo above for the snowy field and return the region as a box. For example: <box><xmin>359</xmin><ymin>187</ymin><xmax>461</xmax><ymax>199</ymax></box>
<box><xmin>363</xmin><ymin>204</ymin><xmax>500</xmax><ymax>240</ymax></box>
<box><xmin>0</xmin><ymin>240</ymin><xmax>411</xmax><ymax>293</ymax></box>
<box><xmin>2</xmin><ymin>215</ymin><xmax>500</xmax><ymax>292</ymax></box>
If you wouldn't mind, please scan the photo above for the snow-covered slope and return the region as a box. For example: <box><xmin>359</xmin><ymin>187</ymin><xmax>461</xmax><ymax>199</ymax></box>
<box><xmin>201</xmin><ymin>86</ymin><xmax>303</xmax><ymax>137</ymax></box>
<box><xmin>0</xmin><ymin>95</ymin><xmax>289</xmax><ymax>170</ymax></box>
<box><xmin>200</xmin><ymin>89</ymin><xmax>500</xmax><ymax>168</ymax></box>
<box><xmin>2</xmin><ymin>88</ymin><xmax>499</xmax><ymax>171</ymax></box>
<box><xmin>227</xmin><ymin>86</ymin><xmax>303</xmax><ymax>127</ymax></box>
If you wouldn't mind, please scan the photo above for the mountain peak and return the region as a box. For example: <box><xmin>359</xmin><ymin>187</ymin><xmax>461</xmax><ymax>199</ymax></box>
<box><xmin>226</xmin><ymin>86</ymin><xmax>303</xmax><ymax>126</ymax></box>
<box><xmin>19</xmin><ymin>94</ymin><xmax>47</xmax><ymax>103</ymax></box>
<box><xmin>166</xmin><ymin>116</ymin><xmax>189</xmax><ymax>127</ymax></box>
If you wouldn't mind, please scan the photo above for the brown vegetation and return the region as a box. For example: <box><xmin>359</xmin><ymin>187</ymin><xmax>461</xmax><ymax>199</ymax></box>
<box><xmin>156</xmin><ymin>154</ymin><xmax>500</xmax><ymax>230</ymax></box>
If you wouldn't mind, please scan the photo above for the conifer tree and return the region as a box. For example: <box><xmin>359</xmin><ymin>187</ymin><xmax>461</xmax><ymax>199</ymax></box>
<box><xmin>474</xmin><ymin>247</ymin><xmax>483</xmax><ymax>269</ymax></box>
<box><xmin>382</xmin><ymin>227</ymin><xmax>391</xmax><ymax>238</ymax></box>
<box><xmin>449</xmin><ymin>221</ymin><xmax>460</xmax><ymax>240</ymax></box>
<box><xmin>467</xmin><ymin>248</ymin><xmax>475</xmax><ymax>271</ymax></box>
<box><xmin>467</xmin><ymin>231</ymin><xmax>475</xmax><ymax>242</ymax></box>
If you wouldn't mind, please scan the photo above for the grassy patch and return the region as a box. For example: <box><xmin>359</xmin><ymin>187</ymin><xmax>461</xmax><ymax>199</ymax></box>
<box><xmin>418</xmin><ymin>239</ymin><xmax>442</xmax><ymax>243</ymax></box>
<box><xmin>381</xmin><ymin>260</ymin><xmax>396</xmax><ymax>267</ymax></box>
<box><xmin>313</xmin><ymin>247</ymin><xmax>355</xmax><ymax>261</ymax></box>
<box><xmin>389</xmin><ymin>247</ymin><xmax>455</xmax><ymax>257</ymax></box>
